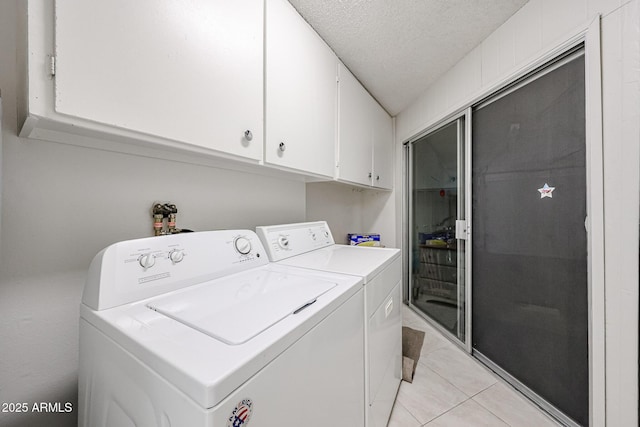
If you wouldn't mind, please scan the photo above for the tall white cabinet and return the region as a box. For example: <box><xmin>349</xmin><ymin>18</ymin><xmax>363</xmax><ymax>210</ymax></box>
<box><xmin>264</xmin><ymin>0</ymin><xmax>338</xmax><ymax>179</ymax></box>
<box><xmin>21</xmin><ymin>0</ymin><xmax>264</xmax><ymax>162</ymax></box>
<box><xmin>338</xmin><ymin>64</ymin><xmax>393</xmax><ymax>189</ymax></box>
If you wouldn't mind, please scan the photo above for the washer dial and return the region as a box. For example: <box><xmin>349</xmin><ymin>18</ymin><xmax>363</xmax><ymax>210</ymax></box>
<box><xmin>139</xmin><ymin>253</ymin><xmax>156</xmax><ymax>269</ymax></box>
<box><xmin>169</xmin><ymin>249</ymin><xmax>184</xmax><ymax>263</ymax></box>
<box><xmin>234</xmin><ymin>236</ymin><xmax>252</xmax><ymax>255</ymax></box>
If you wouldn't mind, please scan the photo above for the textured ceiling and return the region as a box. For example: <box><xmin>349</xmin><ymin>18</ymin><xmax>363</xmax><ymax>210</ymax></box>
<box><xmin>287</xmin><ymin>0</ymin><xmax>529</xmax><ymax>115</ymax></box>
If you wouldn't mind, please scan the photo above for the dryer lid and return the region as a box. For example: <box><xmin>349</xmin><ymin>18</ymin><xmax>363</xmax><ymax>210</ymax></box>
<box><xmin>278</xmin><ymin>245</ymin><xmax>400</xmax><ymax>282</ymax></box>
<box><xmin>146</xmin><ymin>269</ymin><xmax>336</xmax><ymax>345</ymax></box>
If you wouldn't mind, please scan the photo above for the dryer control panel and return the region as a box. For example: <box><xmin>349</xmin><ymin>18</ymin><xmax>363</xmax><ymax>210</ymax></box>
<box><xmin>83</xmin><ymin>230</ymin><xmax>268</xmax><ymax>310</ymax></box>
<box><xmin>256</xmin><ymin>221</ymin><xmax>334</xmax><ymax>262</ymax></box>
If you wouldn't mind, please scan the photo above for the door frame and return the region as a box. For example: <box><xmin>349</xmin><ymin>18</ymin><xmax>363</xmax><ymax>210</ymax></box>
<box><xmin>471</xmin><ymin>48</ymin><xmax>589</xmax><ymax>427</ymax></box>
<box><xmin>402</xmin><ymin>16</ymin><xmax>605</xmax><ymax>426</ymax></box>
<box><xmin>404</xmin><ymin>113</ymin><xmax>469</xmax><ymax>345</ymax></box>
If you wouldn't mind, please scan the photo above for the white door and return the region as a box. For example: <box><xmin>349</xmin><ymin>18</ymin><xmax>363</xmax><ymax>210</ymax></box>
<box><xmin>338</xmin><ymin>63</ymin><xmax>374</xmax><ymax>186</ymax></box>
<box><xmin>54</xmin><ymin>0</ymin><xmax>264</xmax><ymax>161</ymax></box>
<box><xmin>372</xmin><ymin>102</ymin><xmax>394</xmax><ymax>189</ymax></box>
<box><xmin>265</xmin><ymin>0</ymin><xmax>337</xmax><ymax>178</ymax></box>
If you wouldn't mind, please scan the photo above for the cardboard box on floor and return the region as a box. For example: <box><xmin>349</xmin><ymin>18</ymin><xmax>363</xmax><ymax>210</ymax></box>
<box><xmin>402</xmin><ymin>326</ymin><xmax>425</xmax><ymax>383</ymax></box>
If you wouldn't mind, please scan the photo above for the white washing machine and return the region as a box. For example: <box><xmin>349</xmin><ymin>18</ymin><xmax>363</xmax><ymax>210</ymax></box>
<box><xmin>79</xmin><ymin>229</ymin><xmax>365</xmax><ymax>427</ymax></box>
<box><xmin>256</xmin><ymin>221</ymin><xmax>402</xmax><ymax>427</ymax></box>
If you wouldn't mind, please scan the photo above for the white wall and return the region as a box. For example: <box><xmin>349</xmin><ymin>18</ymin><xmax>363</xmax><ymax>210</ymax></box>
<box><xmin>396</xmin><ymin>0</ymin><xmax>639</xmax><ymax>425</ymax></box>
<box><xmin>396</xmin><ymin>0</ymin><xmax>630</xmax><ymax>141</ymax></box>
<box><xmin>306</xmin><ymin>181</ymin><xmax>396</xmax><ymax>247</ymax></box>
<box><xmin>306</xmin><ymin>122</ymin><xmax>398</xmax><ymax>249</ymax></box>
<box><xmin>0</xmin><ymin>1</ymin><xmax>306</xmax><ymax>425</ymax></box>
<box><xmin>599</xmin><ymin>2</ymin><xmax>640</xmax><ymax>423</ymax></box>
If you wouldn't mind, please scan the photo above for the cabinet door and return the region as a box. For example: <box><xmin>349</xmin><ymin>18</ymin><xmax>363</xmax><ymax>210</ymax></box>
<box><xmin>265</xmin><ymin>0</ymin><xmax>337</xmax><ymax>178</ymax></box>
<box><xmin>54</xmin><ymin>0</ymin><xmax>263</xmax><ymax>161</ymax></box>
<box><xmin>338</xmin><ymin>63</ymin><xmax>374</xmax><ymax>186</ymax></box>
<box><xmin>372</xmin><ymin>102</ymin><xmax>394</xmax><ymax>189</ymax></box>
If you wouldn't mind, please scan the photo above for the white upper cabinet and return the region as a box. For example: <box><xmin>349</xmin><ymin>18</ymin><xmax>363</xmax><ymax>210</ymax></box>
<box><xmin>265</xmin><ymin>0</ymin><xmax>338</xmax><ymax>179</ymax></box>
<box><xmin>371</xmin><ymin>101</ymin><xmax>394</xmax><ymax>189</ymax></box>
<box><xmin>338</xmin><ymin>63</ymin><xmax>374</xmax><ymax>187</ymax></box>
<box><xmin>338</xmin><ymin>63</ymin><xmax>393</xmax><ymax>189</ymax></box>
<box><xmin>21</xmin><ymin>0</ymin><xmax>264</xmax><ymax>162</ymax></box>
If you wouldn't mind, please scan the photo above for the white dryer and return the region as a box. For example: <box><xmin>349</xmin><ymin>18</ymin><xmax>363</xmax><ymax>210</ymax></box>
<box><xmin>79</xmin><ymin>229</ymin><xmax>365</xmax><ymax>427</ymax></box>
<box><xmin>256</xmin><ymin>221</ymin><xmax>402</xmax><ymax>427</ymax></box>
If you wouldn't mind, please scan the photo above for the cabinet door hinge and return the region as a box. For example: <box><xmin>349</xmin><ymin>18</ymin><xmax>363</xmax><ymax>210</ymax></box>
<box><xmin>49</xmin><ymin>55</ymin><xmax>56</xmax><ymax>77</ymax></box>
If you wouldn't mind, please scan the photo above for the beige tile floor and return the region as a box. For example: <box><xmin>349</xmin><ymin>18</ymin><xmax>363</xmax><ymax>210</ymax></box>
<box><xmin>388</xmin><ymin>306</ymin><xmax>562</xmax><ymax>427</ymax></box>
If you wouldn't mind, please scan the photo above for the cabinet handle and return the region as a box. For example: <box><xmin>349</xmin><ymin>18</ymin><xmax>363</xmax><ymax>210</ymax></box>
<box><xmin>279</xmin><ymin>142</ymin><xmax>286</xmax><ymax>152</ymax></box>
<box><xmin>376</xmin><ymin>175</ymin><xmax>380</xmax><ymax>181</ymax></box>
<box><xmin>368</xmin><ymin>172</ymin><xmax>372</xmax><ymax>178</ymax></box>
<box><xmin>244</xmin><ymin>130</ymin><xmax>253</xmax><ymax>141</ymax></box>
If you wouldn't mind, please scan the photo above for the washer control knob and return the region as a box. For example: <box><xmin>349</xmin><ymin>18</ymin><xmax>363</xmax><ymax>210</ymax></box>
<box><xmin>169</xmin><ymin>249</ymin><xmax>184</xmax><ymax>264</ymax></box>
<box><xmin>278</xmin><ymin>235</ymin><xmax>289</xmax><ymax>249</ymax></box>
<box><xmin>323</xmin><ymin>231</ymin><xmax>329</xmax><ymax>238</ymax></box>
<box><xmin>234</xmin><ymin>236</ymin><xmax>252</xmax><ymax>255</ymax></box>
<box><xmin>139</xmin><ymin>253</ymin><xmax>156</xmax><ymax>269</ymax></box>
<box><xmin>311</xmin><ymin>232</ymin><xmax>317</xmax><ymax>240</ymax></box>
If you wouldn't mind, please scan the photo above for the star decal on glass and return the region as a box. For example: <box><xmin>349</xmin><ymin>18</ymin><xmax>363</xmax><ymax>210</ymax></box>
<box><xmin>538</xmin><ymin>183</ymin><xmax>555</xmax><ymax>199</ymax></box>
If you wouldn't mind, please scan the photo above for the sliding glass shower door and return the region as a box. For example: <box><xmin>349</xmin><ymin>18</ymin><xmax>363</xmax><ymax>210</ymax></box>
<box><xmin>408</xmin><ymin>118</ymin><xmax>466</xmax><ymax>342</ymax></box>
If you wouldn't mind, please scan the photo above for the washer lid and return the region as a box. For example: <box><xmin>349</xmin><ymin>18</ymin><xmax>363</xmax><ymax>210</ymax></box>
<box><xmin>146</xmin><ymin>270</ymin><xmax>336</xmax><ymax>345</ymax></box>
